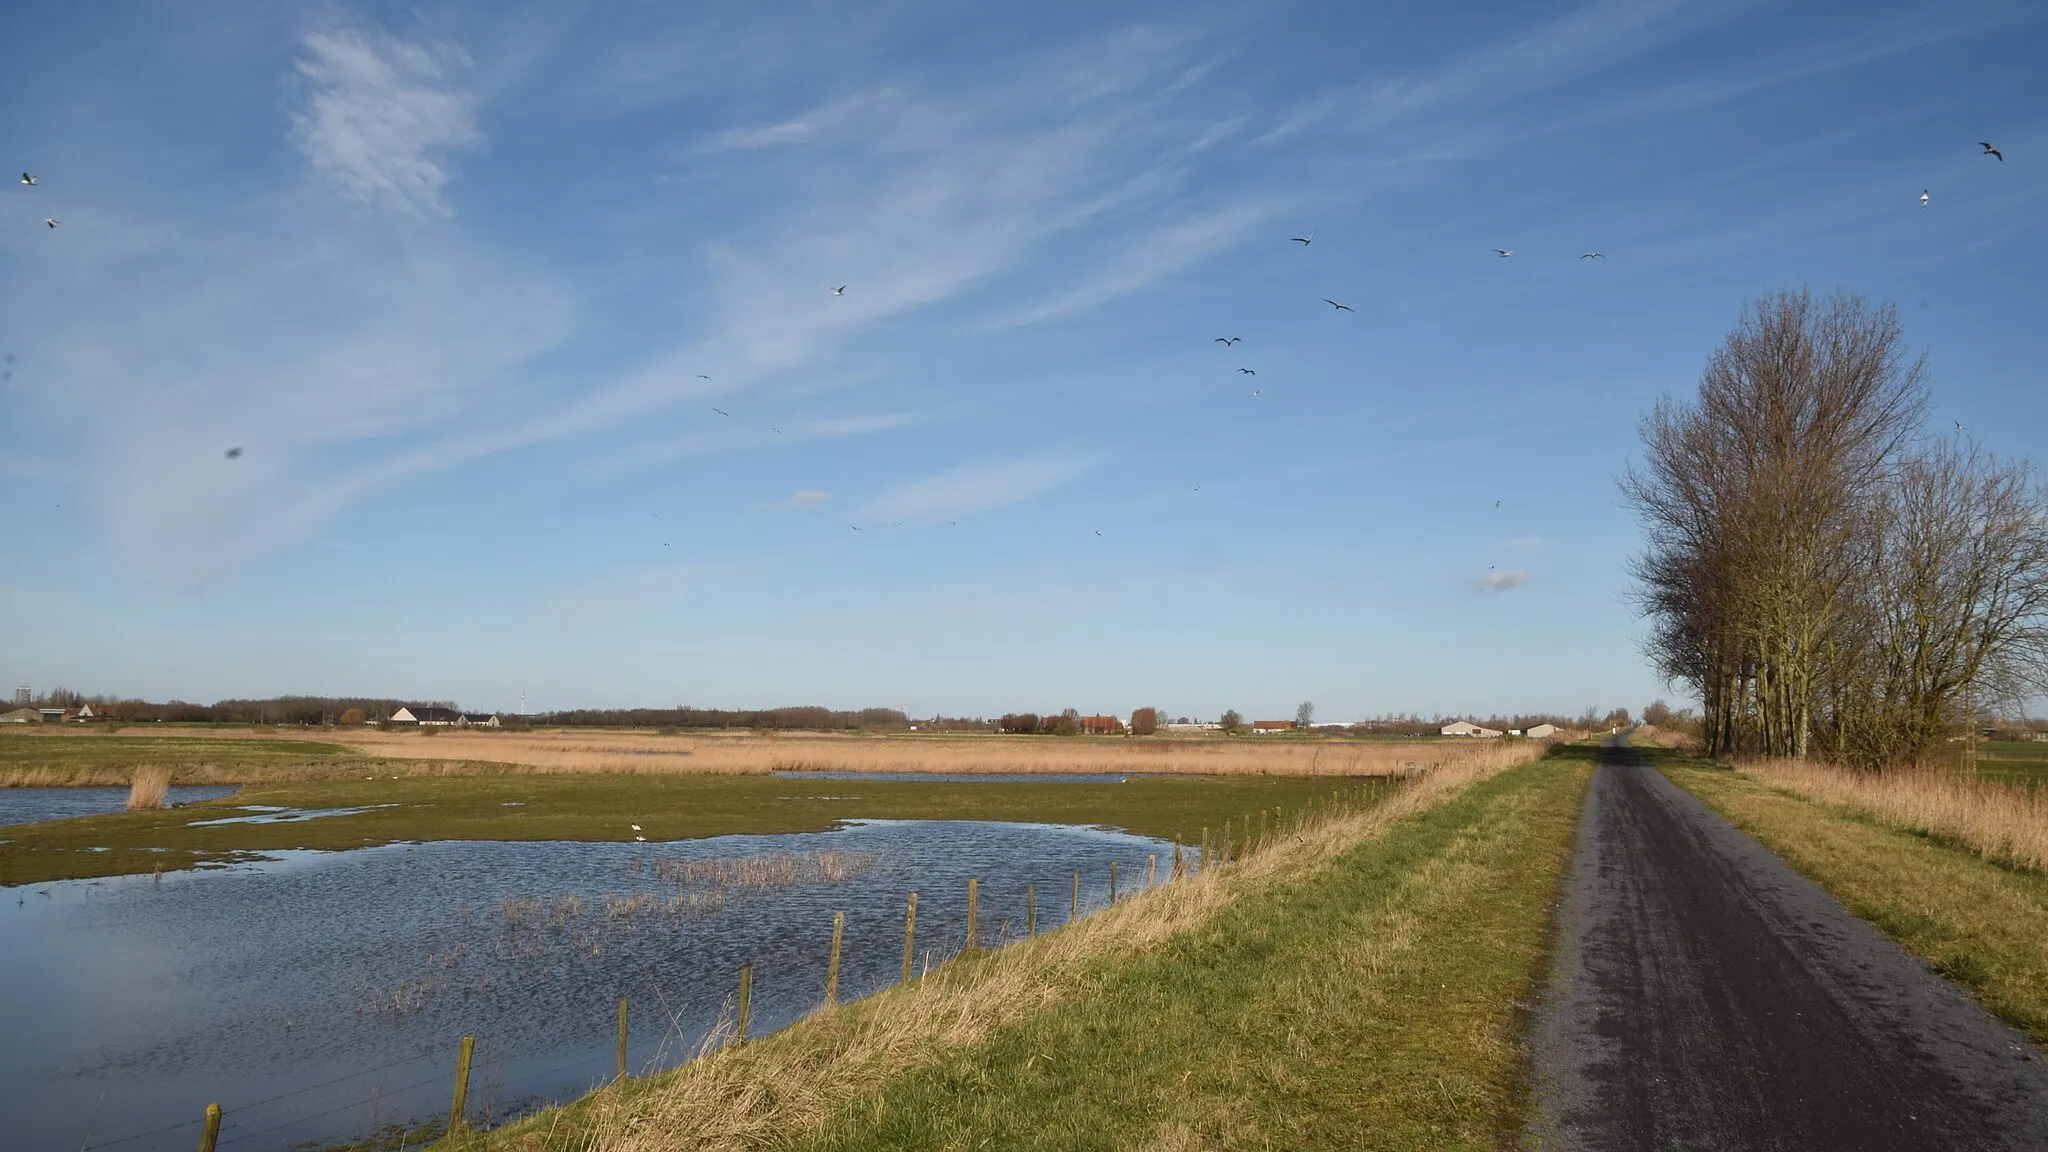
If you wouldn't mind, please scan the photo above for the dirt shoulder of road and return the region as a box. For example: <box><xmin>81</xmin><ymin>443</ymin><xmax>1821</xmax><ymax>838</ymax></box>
<box><xmin>1656</xmin><ymin>749</ymin><xmax>2048</xmax><ymax>1048</ymax></box>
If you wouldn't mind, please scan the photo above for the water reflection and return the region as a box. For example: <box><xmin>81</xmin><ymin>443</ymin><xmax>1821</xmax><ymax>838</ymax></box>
<box><xmin>1</xmin><ymin>820</ymin><xmax>1180</xmax><ymax>1150</ymax></box>
<box><xmin>0</xmin><ymin>786</ymin><xmax>239</xmax><ymax>827</ymax></box>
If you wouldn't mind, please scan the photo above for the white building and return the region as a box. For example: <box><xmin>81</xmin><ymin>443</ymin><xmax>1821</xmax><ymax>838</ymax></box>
<box><xmin>1524</xmin><ymin>723</ymin><xmax>1561</xmax><ymax>739</ymax></box>
<box><xmin>1440</xmin><ymin>720</ymin><xmax>1503</xmax><ymax>738</ymax></box>
<box><xmin>391</xmin><ymin>706</ymin><xmax>463</xmax><ymax>726</ymax></box>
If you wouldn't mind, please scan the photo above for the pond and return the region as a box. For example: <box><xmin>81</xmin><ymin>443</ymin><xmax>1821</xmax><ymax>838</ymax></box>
<box><xmin>0</xmin><ymin>786</ymin><xmax>241</xmax><ymax>828</ymax></box>
<box><xmin>1</xmin><ymin>819</ymin><xmax>1185</xmax><ymax>1151</ymax></box>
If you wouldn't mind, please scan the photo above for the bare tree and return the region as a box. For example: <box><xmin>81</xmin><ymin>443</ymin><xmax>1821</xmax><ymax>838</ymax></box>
<box><xmin>1295</xmin><ymin>701</ymin><xmax>1315</xmax><ymax>728</ymax></box>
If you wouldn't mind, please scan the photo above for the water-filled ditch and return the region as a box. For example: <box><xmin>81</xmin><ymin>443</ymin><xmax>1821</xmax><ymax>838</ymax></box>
<box><xmin>0</xmin><ymin>786</ymin><xmax>240</xmax><ymax>827</ymax></box>
<box><xmin>1</xmin><ymin>819</ymin><xmax>1181</xmax><ymax>1150</ymax></box>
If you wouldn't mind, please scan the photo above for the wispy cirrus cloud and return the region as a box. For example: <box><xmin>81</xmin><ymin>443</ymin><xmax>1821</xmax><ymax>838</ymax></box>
<box><xmin>290</xmin><ymin>26</ymin><xmax>482</xmax><ymax>215</ymax></box>
<box><xmin>861</xmin><ymin>455</ymin><xmax>1101</xmax><ymax>523</ymax></box>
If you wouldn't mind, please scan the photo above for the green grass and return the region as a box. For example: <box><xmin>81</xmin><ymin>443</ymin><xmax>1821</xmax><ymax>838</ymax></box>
<box><xmin>782</xmin><ymin>751</ymin><xmax>1593</xmax><ymax>1151</ymax></box>
<box><xmin>0</xmin><ymin>731</ymin><xmax>373</xmax><ymax>785</ymax></box>
<box><xmin>1654</xmin><ymin>748</ymin><xmax>2048</xmax><ymax>1048</ymax></box>
<box><xmin>0</xmin><ymin>772</ymin><xmax>1395</xmax><ymax>887</ymax></box>
<box><xmin>1972</xmin><ymin>740</ymin><xmax>2048</xmax><ymax>789</ymax></box>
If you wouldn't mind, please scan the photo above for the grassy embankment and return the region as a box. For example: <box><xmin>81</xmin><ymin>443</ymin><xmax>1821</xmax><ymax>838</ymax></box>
<box><xmin>437</xmin><ymin>741</ymin><xmax>1590</xmax><ymax>1152</ymax></box>
<box><xmin>1651</xmin><ymin>745</ymin><xmax>2048</xmax><ymax>1047</ymax></box>
<box><xmin>0</xmin><ymin>771</ymin><xmax>1397</xmax><ymax>888</ymax></box>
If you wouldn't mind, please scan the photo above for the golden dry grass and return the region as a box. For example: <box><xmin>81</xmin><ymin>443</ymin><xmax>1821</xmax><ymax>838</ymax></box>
<box><xmin>125</xmin><ymin>764</ymin><xmax>171</xmax><ymax>810</ymax></box>
<box><xmin>307</xmin><ymin>728</ymin><xmax>1502</xmax><ymax>778</ymax></box>
<box><xmin>469</xmin><ymin>739</ymin><xmax>1551</xmax><ymax>1152</ymax></box>
<box><xmin>1741</xmin><ymin>757</ymin><xmax>2048</xmax><ymax>874</ymax></box>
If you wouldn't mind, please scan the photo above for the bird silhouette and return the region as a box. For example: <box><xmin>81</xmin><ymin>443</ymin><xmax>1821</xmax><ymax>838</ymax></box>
<box><xmin>1214</xmin><ymin>336</ymin><xmax>1241</xmax><ymax>345</ymax></box>
<box><xmin>1581</xmin><ymin>252</ymin><xmax>1604</xmax><ymax>259</ymax></box>
<box><xmin>19</xmin><ymin>173</ymin><xmax>35</xmax><ymax>187</ymax></box>
<box><xmin>1323</xmin><ymin>299</ymin><xmax>1353</xmax><ymax>311</ymax></box>
<box><xmin>1493</xmin><ymin>248</ymin><xmax>1513</xmax><ymax>257</ymax></box>
<box><xmin>225</xmin><ymin>447</ymin><xmax>242</xmax><ymax>459</ymax></box>
<box><xmin>1291</xmin><ymin>230</ymin><xmax>1316</xmax><ymax>246</ymax></box>
<box><xmin>1238</xmin><ymin>368</ymin><xmax>1256</xmax><ymax>375</ymax></box>
<box><xmin>1247</xmin><ymin>389</ymin><xmax>1261</xmax><ymax>398</ymax></box>
<box><xmin>1920</xmin><ymin>189</ymin><xmax>1930</xmax><ymax>207</ymax></box>
<box><xmin>44</xmin><ymin>218</ymin><xmax>58</xmax><ymax>229</ymax></box>
<box><xmin>771</xmin><ymin>426</ymin><xmax>782</xmax><ymax>434</ymax></box>
<box><xmin>1094</xmin><ymin>530</ymin><xmax>1102</xmax><ymax>536</ymax></box>
<box><xmin>696</xmin><ymin>374</ymin><xmax>711</xmax><ymax>380</ymax></box>
<box><xmin>1980</xmin><ymin>142</ymin><xmax>2002</xmax><ymax>161</ymax></box>
<box><xmin>831</xmin><ymin>285</ymin><xmax>846</xmax><ymax>295</ymax></box>
<box><xmin>1494</xmin><ymin>500</ymin><xmax>1501</xmax><ymax>508</ymax></box>
<box><xmin>850</xmin><ymin>525</ymin><xmax>861</xmax><ymax>531</ymax></box>
<box><xmin>712</xmin><ymin>408</ymin><xmax>729</xmax><ymax>417</ymax></box>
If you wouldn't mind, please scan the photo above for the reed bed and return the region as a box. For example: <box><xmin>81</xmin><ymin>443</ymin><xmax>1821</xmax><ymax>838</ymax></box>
<box><xmin>478</xmin><ymin>738</ymin><xmax>1549</xmax><ymax>1152</ymax></box>
<box><xmin>307</xmin><ymin>729</ymin><xmax>1510</xmax><ymax>778</ymax></box>
<box><xmin>125</xmin><ymin>764</ymin><xmax>172</xmax><ymax>810</ymax></box>
<box><xmin>644</xmin><ymin>850</ymin><xmax>884</xmax><ymax>889</ymax></box>
<box><xmin>1741</xmin><ymin>758</ymin><xmax>2048</xmax><ymax>873</ymax></box>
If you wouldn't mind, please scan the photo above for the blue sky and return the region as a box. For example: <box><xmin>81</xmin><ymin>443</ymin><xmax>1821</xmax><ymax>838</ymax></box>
<box><xmin>2</xmin><ymin>0</ymin><xmax>2044</xmax><ymax>719</ymax></box>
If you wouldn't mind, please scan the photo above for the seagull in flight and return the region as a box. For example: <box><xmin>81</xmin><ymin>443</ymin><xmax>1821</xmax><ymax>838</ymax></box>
<box><xmin>850</xmin><ymin>525</ymin><xmax>862</xmax><ymax>531</ymax></box>
<box><xmin>771</xmin><ymin>426</ymin><xmax>782</xmax><ymax>434</ymax></box>
<box><xmin>1979</xmin><ymin>142</ymin><xmax>2002</xmax><ymax>161</ymax></box>
<box><xmin>831</xmin><ymin>285</ymin><xmax>846</xmax><ymax>296</ymax></box>
<box><xmin>1581</xmin><ymin>252</ymin><xmax>1604</xmax><ymax>259</ymax></box>
<box><xmin>225</xmin><ymin>447</ymin><xmax>243</xmax><ymax>459</ymax></box>
<box><xmin>1323</xmin><ymin>299</ymin><xmax>1353</xmax><ymax>311</ymax></box>
<box><xmin>1247</xmin><ymin>389</ymin><xmax>1261</xmax><ymax>398</ymax></box>
<box><xmin>1493</xmin><ymin>248</ymin><xmax>1513</xmax><ymax>257</ymax></box>
<box><xmin>696</xmin><ymin>374</ymin><xmax>711</xmax><ymax>380</ymax></box>
<box><xmin>712</xmin><ymin>408</ymin><xmax>729</xmax><ymax>417</ymax></box>
<box><xmin>1494</xmin><ymin>500</ymin><xmax>1501</xmax><ymax>508</ymax></box>
<box><xmin>1920</xmin><ymin>189</ymin><xmax>1930</xmax><ymax>208</ymax></box>
<box><xmin>1214</xmin><ymin>336</ymin><xmax>1241</xmax><ymax>345</ymax></box>
<box><xmin>19</xmin><ymin>173</ymin><xmax>34</xmax><ymax>187</ymax></box>
<box><xmin>1238</xmin><ymin>367</ymin><xmax>1256</xmax><ymax>375</ymax></box>
<box><xmin>1094</xmin><ymin>530</ymin><xmax>1102</xmax><ymax>536</ymax></box>
<box><xmin>1955</xmin><ymin>421</ymin><xmax>1967</xmax><ymax>433</ymax></box>
<box><xmin>1290</xmin><ymin>230</ymin><xmax>1316</xmax><ymax>246</ymax></box>
<box><xmin>44</xmin><ymin>218</ymin><xmax>58</xmax><ymax>229</ymax></box>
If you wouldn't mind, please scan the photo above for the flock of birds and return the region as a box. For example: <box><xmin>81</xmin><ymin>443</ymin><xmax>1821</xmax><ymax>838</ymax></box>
<box><xmin>11</xmin><ymin>139</ymin><xmax>2014</xmax><ymax>534</ymax></box>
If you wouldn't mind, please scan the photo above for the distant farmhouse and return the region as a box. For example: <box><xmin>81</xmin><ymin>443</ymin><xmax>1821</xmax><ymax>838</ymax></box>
<box><xmin>1079</xmin><ymin>714</ymin><xmax>1123</xmax><ymax>736</ymax></box>
<box><xmin>1441</xmin><ymin>720</ymin><xmax>1504</xmax><ymax>738</ymax></box>
<box><xmin>1251</xmin><ymin>720</ymin><xmax>1298</xmax><ymax>733</ymax></box>
<box><xmin>0</xmin><ymin>707</ymin><xmax>38</xmax><ymax>724</ymax></box>
<box><xmin>1521</xmin><ymin>723</ymin><xmax>1561</xmax><ymax>739</ymax></box>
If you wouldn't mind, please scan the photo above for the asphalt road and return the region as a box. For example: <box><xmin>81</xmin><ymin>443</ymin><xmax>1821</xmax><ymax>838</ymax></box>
<box><xmin>1524</xmin><ymin>738</ymin><xmax>2048</xmax><ymax>1151</ymax></box>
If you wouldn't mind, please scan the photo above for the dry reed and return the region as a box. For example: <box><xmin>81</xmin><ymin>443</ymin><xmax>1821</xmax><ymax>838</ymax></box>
<box><xmin>1741</xmin><ymin>758</ymin><xmax>2048</xmax><ymax>873</ymax></box>
<box><xmin>645</xmin><ymin>850</ymin><xmax>882</xmax><ymax>889</ymax></box>
<box><xmin>485</xmin><ymin>739</ymin><xmax>1548</xmax><ymax>1152</ymax></box>
<box><xmin>126</xmin><ymin>765</ymin><xmax>172</xmax><ymax>810</ymax></box>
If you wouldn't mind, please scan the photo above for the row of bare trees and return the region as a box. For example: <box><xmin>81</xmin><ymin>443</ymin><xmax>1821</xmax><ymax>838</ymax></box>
<box><xmin>1625</xmin><ymin>289</ymin><xmax>2048</xmax><ymax>768</ymax></box>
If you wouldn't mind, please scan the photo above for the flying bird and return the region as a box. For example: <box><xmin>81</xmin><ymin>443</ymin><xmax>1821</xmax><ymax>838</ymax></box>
<box><xmin>1094</xmin><ymin>530</ymin><xmax>1102</xmax><ymax>536</ymax></box>
<box><xmin>1290</xmin><ymin>230</ymin><xmax>1316</xmax><ymax>246</ymax></box>
<box><xmin>696</xmin><ymin>374</ymin><xmax>711</xmax><ymax>380</ymax></box>
<box><xmin>1493</xmin><ymin>248</ymin><xmax>1513</xmax><ymax>257</ymax></box>
<box><xmin>1920</xmin><ymin>189</ymin><xmax>1930</xmax><ymax>207</ymax></box>
<box><xmin>1581</xmin><ymin>252</ymin><xmax>1604</xmax><ymax>259</ymax></box>
<box><xmin>630</xmin><ymin>825</ymin><xmax>641</xmax><ymax>831</ymax></box>
<box><xmin>771</xmin><ymin>426</ymin><xmax>782</xmax><ymax>434</ymax></box>
<box><xmin>19</xmin><ymin>173</ymin><xmax>34</xmax><ymax>187</ymax></box>
<box><xmin>1979</xmin><ymin>142</ymin><xmax>2002</xmax><ymax>161</ymax></box>
<box><xmin>1494</xmin><ymin>500</ymin><xmax>1501</xmax><ymax>508</ymax></box>
<box><xmin>1323</xmin><ymin>299</ymin><xmax>1353</xmax><ymax>311</ymax></box>
<box><xmin>712</xmin><ymin>408</ymin><xmax>729</xmax><ymax>417</ymax></box>
<box><xmin>225</xmin><ymin>447</ymin><xmax>242</xmax><ymax>459</ymax></box>
<box><xmin>1238</xmin><ymin>367</ymin><xmax>1256</xmax><ymax>375</ymax></box>
<box><xmin>831</xmin><ymin>285</ymin><xmax>846</xmax><ymax>295</ymax></box>
<box><xmin>850</xmin><ymin>525</ymin><xmax>862</xmax><ymax>531</ymax></box>
<box><xmin>44</xmin><ymin>218</ymin><xmax>58</xmax><ymax>228</ymax></box>
<box><xmin>1247</xmin><ymin>389</ymin><xmax>1261</xmax><ymax>398</ymax></box>
<box><xmin>1214</xmin><ymin>336</ymin><xmax>1241</xmax><ymax>345</ymax></box>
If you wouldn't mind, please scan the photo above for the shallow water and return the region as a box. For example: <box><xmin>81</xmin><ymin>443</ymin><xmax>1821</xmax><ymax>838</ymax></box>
<box><xmin>0</xmin><ymin>786</ymin><xmax>240</xmax><ymax>827</ymax></box>
<box><xmin>1</xmin><ymin>820</ymin><xmax>1182</xmax><ymax>1150</ymax></box>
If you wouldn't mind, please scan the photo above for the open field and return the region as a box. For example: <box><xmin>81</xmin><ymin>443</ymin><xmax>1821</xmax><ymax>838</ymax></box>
<box><xmin>0</xmin><ymin>768</ymin><xmax>1399</xmax><ymax>888</ymax></box>
<box><xmin>1737</xmin><ymin>754</ymin><xmax>2047</xmax><ymax>873</ymax></box>
<box><xmin>1973</xmin><ymin>741</ymin><xmax>2048</xmax><ymax>790</ymax></box>
<box><xmin>438</xmin><ymin>740</ymin><xmax>1573</xmax><ymax>1151</ymax></box>
<box><xmin>0</xmin><ymin>727</ymin><xmax>1518</xmax><ymax>785</ymax></box>
<box><xmin>1655</xmin><ymin>747</ymin><xmax>2048</xmax><ymax>1047</ymax></box>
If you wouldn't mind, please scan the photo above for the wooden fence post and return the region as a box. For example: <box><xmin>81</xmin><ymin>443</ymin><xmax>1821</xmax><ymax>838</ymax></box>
<box><xmin>737</xmin><ymin>966</ymin><xmax>752</xmax><ymax>1042</ymax></box>
<box><xmin>1109</xmin><ymin>861</ymin><xmax>1118</xmax><ymax>903</ymax></box>
<box><xmin>1146</xmin><ymin>854</ymin><xmax>1157</xmax><ymax>891</ymax></box>
<box><xmin>447</xmin><ymin>1034</ymin><xmax>475</xmax><ymax>1138</ymax></box>
<box><xmin>617</xmin><ymin>997</ymin><xmax>629</xmax><ymax>1080</ymax></box>
<box><xmin>1026</xmin><ymin>884</ymin><xmax>1036</xmax><ymax>937</ymax></box>
<box><xmin>825</xmin><ymin>910</ymin><xmax>845</xmax><ymax>1005</ymax></box>
<box><xmin>197</xmin><ymin>1103</ymin><xmax>221</xmax><ymax>1152</ymax></box>
<box><xmin>900</xmin><ymin>892</ymin><xmax>918</xmax><ymax>985</ymax></box>
<box><xmin>1172</xmin><ymin>840</ymin><xmax>1183</xmax><ymax>881</ymax></box>
<box><xmin>965</xmin><ymin>878</ymin><xmax>979</xmax><ymax>951</ymax></box>
<box><xmin>1070</xmin><ymin>870</ymin><xmax>1079</xmax><ymax>924</ymax></box>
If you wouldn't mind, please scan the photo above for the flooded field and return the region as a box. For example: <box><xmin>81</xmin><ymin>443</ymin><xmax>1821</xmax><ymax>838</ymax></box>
<box><xmin>2</xmin><ymin>819</ymin><xmax>1180</xmax><ymax>1150</ymax></box>
<box><xmin>0</xmin><ymin>786</ymin><xmax>240</xmax><ymax>827</ymax></box>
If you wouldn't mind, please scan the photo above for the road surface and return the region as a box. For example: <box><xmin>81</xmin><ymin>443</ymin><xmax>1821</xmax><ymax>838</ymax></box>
<box><xmin>1524</xmin><ymin>738</ymin><xmax>2048</xmax><ymax>1151</ymax></box>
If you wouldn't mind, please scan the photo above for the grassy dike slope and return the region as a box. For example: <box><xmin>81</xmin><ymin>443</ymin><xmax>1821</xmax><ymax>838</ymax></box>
<box><xmin>471</xmin><ymin>745</ymin><xmax>1592</xmax><ymax>1152</ymax></box>
<box><xmin>1656</xmin><ymin>749</ymin><xmax>2048</xmax><ymax>1048</ymax></box>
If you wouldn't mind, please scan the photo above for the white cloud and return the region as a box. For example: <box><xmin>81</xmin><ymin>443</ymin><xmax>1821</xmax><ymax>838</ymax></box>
<box><xmin>861</xmin><ymin>455</ymin><xmax>1100</xmax><ymax>523</ymax></box>
<box><xmin>1479</xmin><ymin>569</ymin><xmax>1530</xmax><ymax>591</ymax></box>
<box><xmin>998</xmin><ymin>202</ymin><xmax>1276</xmax><ymax>326</ymax></box>
<box><xmin>290</xmin><ymin>27</ymin><xmax>482</xmax><ymax>215</ymax></box>
<box><xmin>792</xmin><ymin>490</ymin><xmax>829</xmax><ymax>508</ymax></box>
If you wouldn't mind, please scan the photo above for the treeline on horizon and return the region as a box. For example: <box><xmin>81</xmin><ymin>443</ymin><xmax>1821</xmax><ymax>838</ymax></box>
<box><xmin>12</xmin><ymin>689</ymin><xmax>1647</xmax><ymax>737</ymax></box>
